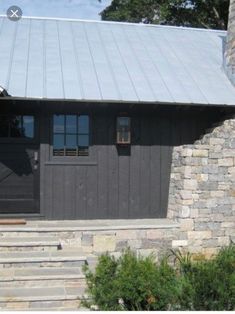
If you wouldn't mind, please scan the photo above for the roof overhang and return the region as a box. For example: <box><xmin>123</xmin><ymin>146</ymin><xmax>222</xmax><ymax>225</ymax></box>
<box><xmin>1</xmin><ymin>96</ymin><xmax>235</xmax><ymax>109</ymax></box>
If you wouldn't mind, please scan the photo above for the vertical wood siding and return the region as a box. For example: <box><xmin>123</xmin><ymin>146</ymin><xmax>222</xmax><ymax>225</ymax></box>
<box><xmin>41</xmin><ymin>106</ymin><xmax>221</xmax><ymax>220</ymax></box>
<box><xmin>0</xmin><ymin>101</ymin><xmax>223</xmax><ymax>220</ymax></box>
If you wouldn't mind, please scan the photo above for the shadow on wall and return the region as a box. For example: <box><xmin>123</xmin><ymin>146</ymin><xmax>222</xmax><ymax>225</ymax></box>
<box><xmin>92</xmin><ymin>106</ymin><xmax>227</xmax><ymax>148</ymax></box>
<box><xmin>0</xmin><ymin>147</ymin><xmax>33</xmax><ymax>180</ymax></box>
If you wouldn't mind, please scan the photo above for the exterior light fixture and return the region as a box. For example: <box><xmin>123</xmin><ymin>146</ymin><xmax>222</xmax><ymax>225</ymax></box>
<box><xmin>116</xmin><ymin>116</ymin><xmax>131</xmax><ymax>145</ymax></box>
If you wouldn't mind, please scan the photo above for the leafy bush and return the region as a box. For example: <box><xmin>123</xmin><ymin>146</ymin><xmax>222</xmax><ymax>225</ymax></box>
<box><xmin>83</xmin><ymin>246</ymin><xmax>235</xmax><ymax>311</ymax></box>
<box><xmin>83</xmin><ymin>249</ymin><xmax>182</xmax><ymax>310</ymax></box>
<box><xmin>173</xmin><ymin>245</ymin><xmax>235</xmax><ymax>311</ymax></box>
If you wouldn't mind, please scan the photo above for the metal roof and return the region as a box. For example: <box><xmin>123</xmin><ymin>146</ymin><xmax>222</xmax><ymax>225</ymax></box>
<box><xmin>0</xmin><ymin>15</ymin><xmax>235</xmax><ymax>105</ymax></box>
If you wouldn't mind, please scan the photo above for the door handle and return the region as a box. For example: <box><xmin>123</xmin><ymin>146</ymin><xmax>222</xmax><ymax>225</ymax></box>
<box><xmin>34</xmin><ymin>151</ymin><xmax>39</xmax><ymax>170</ymax></box>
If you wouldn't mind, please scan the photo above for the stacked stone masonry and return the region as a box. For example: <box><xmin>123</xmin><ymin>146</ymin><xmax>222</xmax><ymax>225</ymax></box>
<box><xmin>168</xmin><ymin>118</ymin><xmax>235</xmax><ymax>258</ymax></box>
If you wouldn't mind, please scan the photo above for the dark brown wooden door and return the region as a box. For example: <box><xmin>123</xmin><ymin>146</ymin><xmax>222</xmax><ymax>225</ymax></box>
<box><xmin>0</xmin><ymin>144</ymin><xmax>40</xmax><ymax>214</ymax></box>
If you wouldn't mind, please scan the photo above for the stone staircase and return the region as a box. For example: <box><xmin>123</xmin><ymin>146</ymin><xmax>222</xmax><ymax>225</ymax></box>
<box><xmin>0</xmin><ymin>235</ymin><xmax>90</xmax><ymax>311</ymax></box>
<box><xmin>0</xmin><ymin>218</ymin><xmax>177</xmax><ymax>310</ymax></box>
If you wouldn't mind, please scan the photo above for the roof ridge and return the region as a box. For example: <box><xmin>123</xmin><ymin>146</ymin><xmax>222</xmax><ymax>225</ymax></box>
<box><xmin>0</xmin><ymin>14</ymin><xmax>226</xmax><ymax>33</ymax></box>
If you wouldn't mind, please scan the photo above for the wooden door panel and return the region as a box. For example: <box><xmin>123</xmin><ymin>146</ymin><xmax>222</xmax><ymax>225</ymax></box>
<box><xmin>0</xmin><ymin>146</ymin><xmax>39</xmax><ymax>214</ymax></box>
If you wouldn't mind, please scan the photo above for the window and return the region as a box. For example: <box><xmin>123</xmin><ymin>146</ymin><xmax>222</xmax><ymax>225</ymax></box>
<box><xmin>0</xmin><ymin>115</ymin><xmax>34</xmax><ymax>138</ymax></box>
<box><xmin>116</xmin><ymin>116</ymin><xmax>131</xmax><ymax>144</ymax></box>
<box><xmin>53</xmin><ymin>114</ymin><xmax>90</xmax><ymax>156</ymax></box>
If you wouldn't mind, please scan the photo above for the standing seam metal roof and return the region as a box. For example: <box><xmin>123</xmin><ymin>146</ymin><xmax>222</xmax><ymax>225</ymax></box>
<box><xmin>0</xmin><ymin>15</ymin><xmax>235</xmax><ymax>105</ymax></box>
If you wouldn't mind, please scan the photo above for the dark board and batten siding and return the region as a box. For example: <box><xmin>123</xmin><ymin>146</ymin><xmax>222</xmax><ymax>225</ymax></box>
<box><xmin>43</xmin><ymin>113</ymin><xmax>173</xmax><ymax>219</ymax></box>
<box><xmin>0</xmin><ymin>100</ymin><xmax>226</xmax><ymax>220</ymax></box>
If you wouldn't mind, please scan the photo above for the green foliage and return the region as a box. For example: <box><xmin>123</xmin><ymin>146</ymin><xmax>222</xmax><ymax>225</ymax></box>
<box><xmin>189</xmin><ymin>245</ymin><xmax>235</xmax><ymax>310</ymax></box>
<box><xmin>170</xmin><ymin>249</ymin><xmax>193</xmax><ymax>275</ymax></box>
<box><xmin>83</xmin><ymin>249</ymin><xmax>181</xmax><ymax>310</ymax></box>
<box><xmin>174</xmin><ymin>245</ymin><xmax>235</xmax><ymax>311</ymax></box>
<box><xmin>116</xmin><ymin>252</ymin><xmax>180</xmax><ymax>310</ymax></box>
<box><xmin>83</xmin><ymin>245</ymin><xmax>235</xmax><ymax>311</ymax></box>
<box><xmin>100</xmin><ymin>0</ymin><xmax>229</xmax><ymax>30</ymax></box>
<box><xmin>82</xmin><ymin>254</ymin><xmax>120</xmax><ymax>310</ymax></box>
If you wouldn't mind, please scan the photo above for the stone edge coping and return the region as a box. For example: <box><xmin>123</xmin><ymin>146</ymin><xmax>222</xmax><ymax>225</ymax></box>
<box><xmin>0</xmin><ymin>219</ymin><xmax>179</xmax><ymax>232</ymax></box>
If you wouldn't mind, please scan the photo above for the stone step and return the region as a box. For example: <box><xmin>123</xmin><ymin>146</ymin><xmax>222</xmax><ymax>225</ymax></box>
<box><xmin>0</xmin><ymin>218</ymin><xmax>179</xmax><ymax>232</ymax></box>
<box><xmin>0</xmin><ymin>267</ymin><xmax>86</xmax><ymax>287</ymax></box>
<box><xmin>0</xmin><ymin>286</ymin><xmax>86</xmax><ymax>303</ymax></box>
<box><xmin>0</xmin><ymin>251</ymin><xmax>88</xmax><ymax>267</ymax></box>
<box><xmin>1</xmin><ymin>300</ymin><xmax>86</xmax><ymax>311</ymax></box>
<box><xmin>0</xmin><ymin>281</ymin><xmax>87</xmax><ymax>290</ymax></box>
<box><xmin>0</xmin><ymin>237</ymin><xmax>61</xmax><ymax>251</ymax></box>
<box><xmin>0</xmin><ymin>267</ymin><xmax>85</xmax><ymax>281</ymax></box>
<box><xmin>0</xmin><ymin>236</ymin><xmax>61</xmax><ymax>247</ymax></box>
<box><xmin>0</xmin><ymin>279</ymin><xmax>86</xmax><ymax>288</ymax></box>
<box><xmin>18</xmin><ymin>308</ymin><xmax>84</xmax><ymax>311</ymax></box>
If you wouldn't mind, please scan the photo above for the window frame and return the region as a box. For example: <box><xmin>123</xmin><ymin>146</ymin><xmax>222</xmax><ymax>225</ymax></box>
<box><xmin>0</xmin><ymin>114</ymin><xmax>38</xmax><ymax>144</ymax></box>
<box><xmin>50</xmin><ymin>113</ymin><xmax>91</xmax><ymax>160</ymax></box>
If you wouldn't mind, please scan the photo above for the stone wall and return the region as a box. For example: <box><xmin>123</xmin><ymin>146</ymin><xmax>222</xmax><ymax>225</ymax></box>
<box><xmin>168</xmin><ymin>118</ymin><xmax>235</xmax><ymax>258</ymax></box>
<box><xmin>71</xmin><ymin>228</ymin><xmax>179</xmax><ymax>260</ymax></box>
<box><xmin>38</xmin><ymin>225</ymin><xmax>179</xmax><ymax>261</ymax></box>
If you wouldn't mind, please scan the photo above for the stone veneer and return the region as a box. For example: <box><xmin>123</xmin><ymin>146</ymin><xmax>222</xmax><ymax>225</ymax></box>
<box><xmin>66</xmin><ymin>226</ymin><xmax>179</xmax><ymax>260</ymax></box>
<box><xmin>167</xmin><ymin>117</ymin><xmax>235</xmax><ymax>258</ymax></box>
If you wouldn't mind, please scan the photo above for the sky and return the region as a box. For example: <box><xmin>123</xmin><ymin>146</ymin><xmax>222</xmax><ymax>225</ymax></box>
<box><xmin>0</xmin><ymin>0</ymin><xmax>112</xmax><ymax>20</ymax></box>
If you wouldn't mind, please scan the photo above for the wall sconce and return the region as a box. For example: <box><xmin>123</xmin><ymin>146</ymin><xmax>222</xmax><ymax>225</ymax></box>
<box><xmin>116</xmin><ymin>116</ymin><xmax>131</xmax><ymax>145</ymax></box>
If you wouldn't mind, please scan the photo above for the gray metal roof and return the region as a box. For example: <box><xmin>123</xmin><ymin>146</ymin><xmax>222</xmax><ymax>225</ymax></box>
<box><xmin>0</xmin><ymin>15</ymin><xmax>235</xmax><ymax>105</ymax></box>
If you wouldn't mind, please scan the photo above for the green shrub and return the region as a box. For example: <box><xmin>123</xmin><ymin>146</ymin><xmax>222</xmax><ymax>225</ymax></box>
<box><xmin>82</xmin><ymin>254</ymin><xmax>119</xmax><ymax>310</ymax></box>
<box><xmin>190</xmin><ymin>245</ymin><xmax>235</xmax><ymax>311</ymax></box>
<box><xmin>83</xmin><ymin>246</ymin><xmax>235</xmax><ymax>311</ymax></box>
<box><xmin>174</xmin><ymin>245</ymin><xmax>235</xmax><ymax>311</ymax></box>
<box><xmin>115</xmin><ymin>251</ymin><xmax>180</xmax><ymax>310</ymax></box>
<box><xmin>83</xmin><ymin>249</ymin><xmax>182</xmax><ymax>311</ymax></box>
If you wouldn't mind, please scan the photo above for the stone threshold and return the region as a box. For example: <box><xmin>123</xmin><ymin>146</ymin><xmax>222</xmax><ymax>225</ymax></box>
<box><xmin>0</xmin><ymin>219</ymin><xmax>179</xmax><ymax>232</ymax></box>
